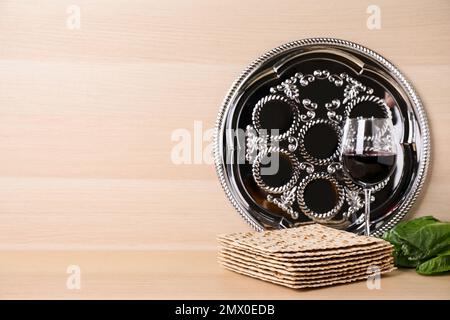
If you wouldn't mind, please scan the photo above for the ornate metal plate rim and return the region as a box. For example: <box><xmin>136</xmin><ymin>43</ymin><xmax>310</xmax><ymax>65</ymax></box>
<box><xmin>213</xmin><ymin>38</ymin><xmax>431</xmax><ymax>237</ymax></box>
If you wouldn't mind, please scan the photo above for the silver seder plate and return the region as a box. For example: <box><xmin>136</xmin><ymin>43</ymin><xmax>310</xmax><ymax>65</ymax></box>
<box><xmin>214</xmin><ymin>38</ymin><xmax>430</xmax><ymax>236</ymax></box>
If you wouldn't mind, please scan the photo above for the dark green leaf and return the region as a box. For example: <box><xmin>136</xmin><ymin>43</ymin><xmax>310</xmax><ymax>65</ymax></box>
<box><xmin>416</xmin><ymin>250</ymin><xmax>450</xmax><ymax>275</ymax></box>
<box><xmin>383</xmin><ymin>229</ymin><xmax>418</xmax><ymax>267</ymax></box>
<box><xmin>391</xmin><ymin>216</ymin><xmax>439</xmax><ymax>240</ymax></box>
<box><xmin>404</xmin><ymin>222</ymin><xmax>450</xmax><ymax>260</ymax></box>
<box><xmin>382</xmin><ymin>216</ymin><xmax>450</xmax><ymax>274</ymax></box>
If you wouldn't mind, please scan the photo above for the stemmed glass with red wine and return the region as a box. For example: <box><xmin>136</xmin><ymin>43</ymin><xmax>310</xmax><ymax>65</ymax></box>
<box><xmin>341</xmin><ymin>117</ymin><xmax>398</xmax><ymax>236</ymax></box>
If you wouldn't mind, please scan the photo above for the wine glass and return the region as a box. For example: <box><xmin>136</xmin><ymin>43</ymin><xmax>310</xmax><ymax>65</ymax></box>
<box><xmin>341</xmin><ymin>117</ymin><xmax>398</xmax><ymax>236</ymax></box>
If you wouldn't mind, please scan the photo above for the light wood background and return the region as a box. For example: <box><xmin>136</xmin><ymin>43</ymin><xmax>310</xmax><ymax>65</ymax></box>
<box><xmin>0</xmin><ymin>0</ymin><xmax>449</xmax><ymax>299</ymax></box>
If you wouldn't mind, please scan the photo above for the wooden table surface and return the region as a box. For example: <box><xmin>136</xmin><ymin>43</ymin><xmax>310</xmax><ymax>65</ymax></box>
<box><xmin>0</xmin><ymin>251</ymin><xmax>448</xmax><ymax>299</ymax></box>
<box><xmin>0</xmin><ymin>0</ymin><xmax>449</xmax><ymax>299</ymax></box>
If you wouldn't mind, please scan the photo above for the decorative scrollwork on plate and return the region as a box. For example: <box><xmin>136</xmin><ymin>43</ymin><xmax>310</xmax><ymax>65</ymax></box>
<box><xmin>267</xmin><ymin>186</ymin><xmax>301</xmax><ymax>219</ymax></box>
<box><xmin>252</xmin><ymin>147</ymin><xmax>300</xmax><ymax>194</ymax></box>
<box><xmin>325</xmin><ymin>99</ymin><xmax>342</xmax><ymax>123</ymax></box>
<box><xmin>296</xmin><ymin>172</ymin><xmax>345</xmax><ymax>221</ymax></box>
<box><xmin>270</xmin><ymin>70</ymin><xmax>346</xmax><ymax>123</ymax></box>
<box><xmin>327</xmin><ymin>162</ymin><xmax>343</xmax><ymax>174</ymax></box>
<box><xmin>245</xmin><ymin>125</ymin><xmax>267</xmax><ymax>162</ymax></box>
<box><xmin>269</xmin><ymin>76</ymin><xmax>301</xmax><ymax>102</ymax></box>
<box><xmin>287</xmin><ymin>136</ymin><xmax>299</xmax><ymax>152</ymax></box>
<box><xmin>341</xmin><ymin>73</ymin><xmax>374</xmax><ymax>104</ymax></box>
<box><xmin>300</xmin><ymin>99</ymin><xmax>317</xmax><ymax>122</ymax></box>
<box><xmin>299</xmin><ymin>161</ymin><xmax>315</xmax><ymax>174</ymax></box>
<box><xmin>344</xmin><ymin>188</ymin><xmax>365</xmax><ymax>217</ymax></box>
<box><xmin>344</xmin><ymin>94</ymin><xmax>391</xmax><ymax>120</ymax></box>
<box><xmin>297</xmin><ymin>119</ymin><xmax>342</xmax><ymax>166</ymax></box>
<box><xmin>311</xmin><ymin>69</ymin><xmax>344</xmax><ymax>86</ymax></box>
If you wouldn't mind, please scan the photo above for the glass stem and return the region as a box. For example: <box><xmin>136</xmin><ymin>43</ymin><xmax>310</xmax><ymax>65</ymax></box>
<box><xmin>364</xmin><ymin>188</ymin><xmax>371</xmax><ymax>236</ymax></box>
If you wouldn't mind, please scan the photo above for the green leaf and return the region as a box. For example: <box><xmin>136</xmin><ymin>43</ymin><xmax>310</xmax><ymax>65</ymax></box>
<box><xmin>383</xmin><ymin>229</ymin><xmax>418</xmax><ymax>267</ymax></box>
<box><xmin>416</xmin><ymin>250</ymin><xmax>450</xmax><ymax>275</ymax></box>
<box><xmin>405</xmin><ymin>222</ymin><xmax>450</xmax><ymax>260</ymax></box>
<box><xmin>395</xmin><ymin>252</ymin><xmax>418</xmax><ymax>268</ymax></box>
<box><xmin>392</xmin><ymin>216</ymin><xmax>440</xmax><ymax>239</ymax></box>
<box><xmin>382</xmin><ymin>216</ymin><xmax>450</xmax><ymax>271</ymax></box>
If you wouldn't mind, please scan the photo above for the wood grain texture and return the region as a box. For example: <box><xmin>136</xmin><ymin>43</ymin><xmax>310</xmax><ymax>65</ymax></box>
<box><xmin>0</xmin><ymin>0</ymin><xmax>449</xmax><ymax>299</ymax></box>
<box><xmin>0</xmin><ymin>251</ymin><xmax>449</xmax><ymax>299</ymax></box>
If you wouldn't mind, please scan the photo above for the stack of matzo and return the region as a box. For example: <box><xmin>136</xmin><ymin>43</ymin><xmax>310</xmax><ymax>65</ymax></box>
<box><xmin>217</xmin><ymin>224</ymin><xmax>395</xmax><ymax>289</ymax></box>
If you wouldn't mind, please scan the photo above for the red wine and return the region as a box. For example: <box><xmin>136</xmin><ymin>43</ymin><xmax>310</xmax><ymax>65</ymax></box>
<box><xmin>342</xmin><ymin>152</ymin><xmax>397</xmax><ymax>186</ymax></box>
